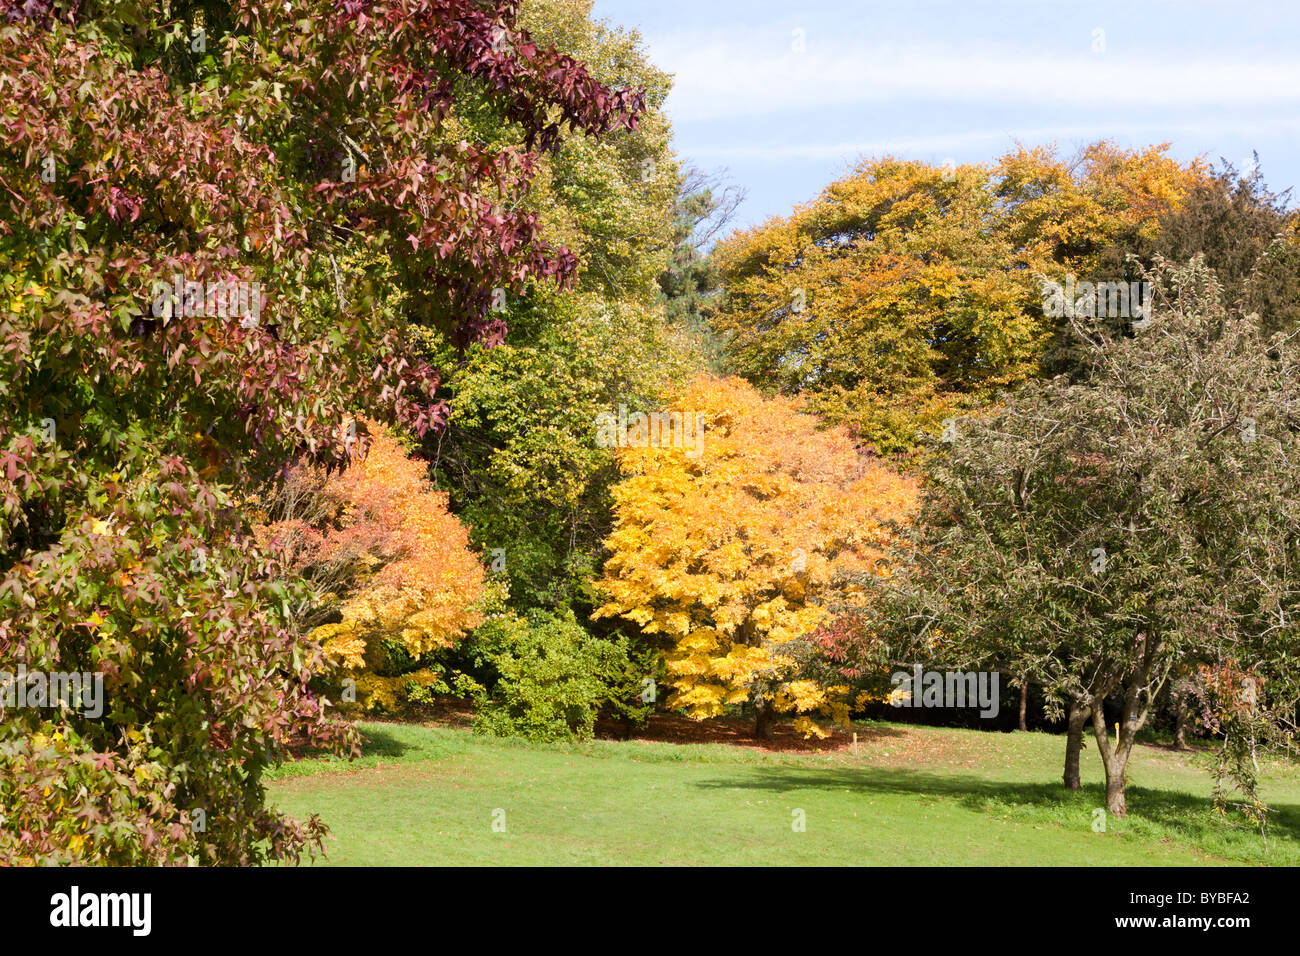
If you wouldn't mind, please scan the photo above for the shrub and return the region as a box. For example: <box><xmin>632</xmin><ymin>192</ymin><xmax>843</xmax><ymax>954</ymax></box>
<box><xmin>470</xmin><ymin>610</ymin><xmax>647</xmax><ymax>742</ymax></box>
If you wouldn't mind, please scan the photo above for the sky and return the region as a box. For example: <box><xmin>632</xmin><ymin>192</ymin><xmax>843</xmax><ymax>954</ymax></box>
<box><xmin>590</xmin><ymin>0</ymin><xmax>1300</xmax><ymax>232</ymax></box>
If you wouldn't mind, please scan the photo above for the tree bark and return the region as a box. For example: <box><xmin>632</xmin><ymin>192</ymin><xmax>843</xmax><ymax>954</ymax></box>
<box><xmin>1104</xmin><ymin>768</ymin><xmax>1127</xmax><ymax>817</ymax></box>
<box><xmin>1172</xmin><ymin>682</ymin><xmax>1190</xmax><ymax>751</ymax></box>
<box><xmin>1064</xmin><ymin>700</ymin><xmax>1090</xmax><ymax>790</ymax></box>
<box><xmin>1018</xmin><ymin>677</ymin><xmax>1029</xmax><ymax>732</ymax></box>
<box><xmin>1091</xmin><ymin>631</ymin><xmax>1167</xmax><ymax>816</ymax></box>
<box><xmin>1092</xmin><ymin>705</ymin><xmax>1135</xmax><ymax>817</ymax></box>
<box><xmin>754</xmin><ymin>699</ymin><xmax>775</xmax><ymax>740</ymax></box>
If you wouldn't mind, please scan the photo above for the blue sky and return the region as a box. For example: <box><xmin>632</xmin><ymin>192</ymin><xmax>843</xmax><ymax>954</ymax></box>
<box><xmin>590</xmin><ymin>0</ymin><xmax>1300</xmax><ymax>231</ymax></box>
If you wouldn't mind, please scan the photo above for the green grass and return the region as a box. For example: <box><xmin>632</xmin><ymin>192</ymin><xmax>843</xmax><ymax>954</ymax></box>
<box><xmin>266</xmin><ymin>720</ymin><xmax>1300</xmax><ymax>866</ymax></box>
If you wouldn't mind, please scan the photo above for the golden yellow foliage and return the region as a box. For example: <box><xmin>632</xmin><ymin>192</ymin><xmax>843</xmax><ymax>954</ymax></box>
<box><xmin>595</xmin><ymin>376</ymin><xmax>919</xmax><ymax>734</ymax></box>
<box><xmin>710</xmin><ymin>144</ymin><xmax>1207</xmax><ymax>452</ymax></box>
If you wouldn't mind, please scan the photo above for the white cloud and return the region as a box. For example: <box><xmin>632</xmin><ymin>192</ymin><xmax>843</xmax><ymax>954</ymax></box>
<box><xmin>681</xmin><ymin>120</ymin><xmax>1300</xmax><ymax>164</ymax></box>
<box><xmin>648</xmin><ymin>30</ymin><xmax>1300</xmax><ymax>122</ymax></box>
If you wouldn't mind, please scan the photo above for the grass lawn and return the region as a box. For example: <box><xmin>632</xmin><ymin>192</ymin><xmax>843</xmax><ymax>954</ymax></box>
<box><xmin>265</xmin><ymin>719</ymin><xmax>1300</xmax><ymax>866</ymax></box>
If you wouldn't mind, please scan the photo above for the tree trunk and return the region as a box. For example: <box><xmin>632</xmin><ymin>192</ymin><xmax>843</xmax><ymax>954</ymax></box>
<box><xmin>1104</xmin><ymin>767</ymin><xmax>1127</xmax><ymax>817</ymax></box>
<box><xmin>1018</xmin><ymin>678</ymin><xmax>1029</xmax><ymax>732</ymax></box>
<box><xmin>754</xmin><ymin>699</ymin><xmax>775</xmax><ymax>740</ymax></box>
<box><xmin>1172</xmin><ymin>685</ymin><xmax>1189</xmax><ymax>751</ymax></box>
<box><xmin>1064</xmin><ymin>701</ymin><xmax>1090</xmax><ymax>790</ymax></box>
<box><xmin>1092</xmin><ymin>705</ymin><xmax>1134</xmax><ymax>817</ymax></box>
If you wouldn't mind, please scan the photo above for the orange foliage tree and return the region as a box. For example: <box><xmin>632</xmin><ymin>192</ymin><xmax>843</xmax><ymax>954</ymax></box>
<box><xmin>594</xmin><ymin>376</ymin><xmax>918</xmax><ymax>738</ymax></box>
<box><xmin>256</xmin><ymin>422</ymin><xmax>486</xmax><ymax>709</ymax></box>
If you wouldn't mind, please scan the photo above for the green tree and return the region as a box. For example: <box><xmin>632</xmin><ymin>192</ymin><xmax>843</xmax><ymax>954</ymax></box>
<box><xmin>418</xmin><ymin>0</ymin><xmax>707</xmax><ymax>615</ymax></box>
<box><xmin>843</xmin><ymin>258</ymin><xmax>1300</xmax><ymax>819</ymax></box>
<box><xmin>467</xmin><ymin>608</ymin><xmax>649</xmax><ymax>742</ymax></box>
<box><xmin>1145</xmin><ymin>157</ymin><xmax>1298</xmax><ymax>337</ymax></box>
<box><xmin>658</xmin><ymin>164</ymin><xmax>745</xmax><ymax>371</ymax></box>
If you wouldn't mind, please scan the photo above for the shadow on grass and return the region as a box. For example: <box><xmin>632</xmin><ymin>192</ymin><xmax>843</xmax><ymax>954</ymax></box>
<box><xmin>356</xmin><ymin>725</ymin><xmax>417</xmax><ymax>758</ymax></box>
<box><xmin>596</xmin><ymin>713</ymin><xmax>910</xmax><ymax>751</ymax></box>
<box><xmin>690</xmin><ymin>764</ymin><xmax>1300</xmax><ymax>848</ymax></box>
<box><xmin>283</xmin><ymin>724</ymin><xmax>416</xmax><ymax>763</ymax></box>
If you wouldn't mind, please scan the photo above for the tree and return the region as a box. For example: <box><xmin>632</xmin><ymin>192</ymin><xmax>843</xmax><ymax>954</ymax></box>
<box><xmin>848</xmin><ymin>257</ymin><xmax>1300</xmax><ymax>818</ymax></box>
<box><xmin>709</xmin><ymin>144</ymin><xmax>1202</xmax><ymax>453</ymax></box>
<box><xmin>465</xmin><ymin>606</ymin><xmax>652</xmax><ymax>742</ymax></box>
<box><xmin>0</xmin><ymin>0</ymin><xmax>641</xmax><ymax>863</ymax></box>
<box><xmin>658</xmin><ymin>164</ymin><xmax>745</xmax><ymax>369</ymax></box>
<box><xmin>1137</xmin><ymin>156</ymin><xmax>1298</xmax><ymax>337</ymax></box>
<box><xmin>595</xmin><ymin>375</ymin><xmax>918</xmax><ymax>738</ymax></box>
<box><xmin>256</xmin><ymin>422</ymin><xmax>486</xmax><ymax>711</ymax></box>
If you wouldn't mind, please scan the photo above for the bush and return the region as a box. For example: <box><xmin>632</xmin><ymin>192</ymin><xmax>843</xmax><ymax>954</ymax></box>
<box><xmin>470</xmin><ymin>610</ymin><xmax>651</xmax><ymax>742</ymax></box>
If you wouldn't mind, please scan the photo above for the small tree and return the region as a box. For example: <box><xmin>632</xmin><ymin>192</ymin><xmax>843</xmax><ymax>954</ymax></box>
<box><xmin>852</xmin><ymin>257</ymin><xmax>1300</xmax><ymax>818</ymax></box>
<box><xmin>256</xmin><ymin>422</ymin><xmax>487</xmax><ymax>711</ymax></box>
<box><xmin>468</xmin><ymin>608</ymin><xmax>645</xmax><ymax>743</ymax></box>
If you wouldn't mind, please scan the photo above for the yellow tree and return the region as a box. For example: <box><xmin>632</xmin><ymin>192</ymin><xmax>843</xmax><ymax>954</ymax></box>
<box><xmin>595</xmin><ymin>376</ymin><xmax>918</xmax><ymax>737</ymax></box>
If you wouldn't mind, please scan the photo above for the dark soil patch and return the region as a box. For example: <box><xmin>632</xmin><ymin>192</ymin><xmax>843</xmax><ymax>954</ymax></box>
<box><xmin>592</xmin><ymin>712</ymin><xmax>905</xmax><ymax>753</ymax></box>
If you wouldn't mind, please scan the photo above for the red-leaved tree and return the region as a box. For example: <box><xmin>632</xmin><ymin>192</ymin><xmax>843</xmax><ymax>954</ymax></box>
<box><xmin>0</xmin><ymin>0</ymin><xmax>642</xmax><ymax>863</ymax></box>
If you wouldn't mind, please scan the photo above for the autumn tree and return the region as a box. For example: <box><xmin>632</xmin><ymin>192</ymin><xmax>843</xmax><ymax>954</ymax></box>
<box><xmin>850</xmin><ymin>258</ymin><xmax>1300</xmax><ymax>818</ymax></box>
<box><xmin>595</xmin><ymin>375</ymin><xmax>918</xmax><ymax>738</ymax></box>
<box><xmin>0</xmin><ymin>0</ymin><xmax>641</xmax><ymax>863</ymax></box>
<box><xmin>709</xmin><ymin>144</ymin><xmax>1202</xmax><ymax>453</ymax></box>
<box><xmin>256</xmin><ymin>423</ymin><xmax>486</xmax><ymax>711</ymax></box>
